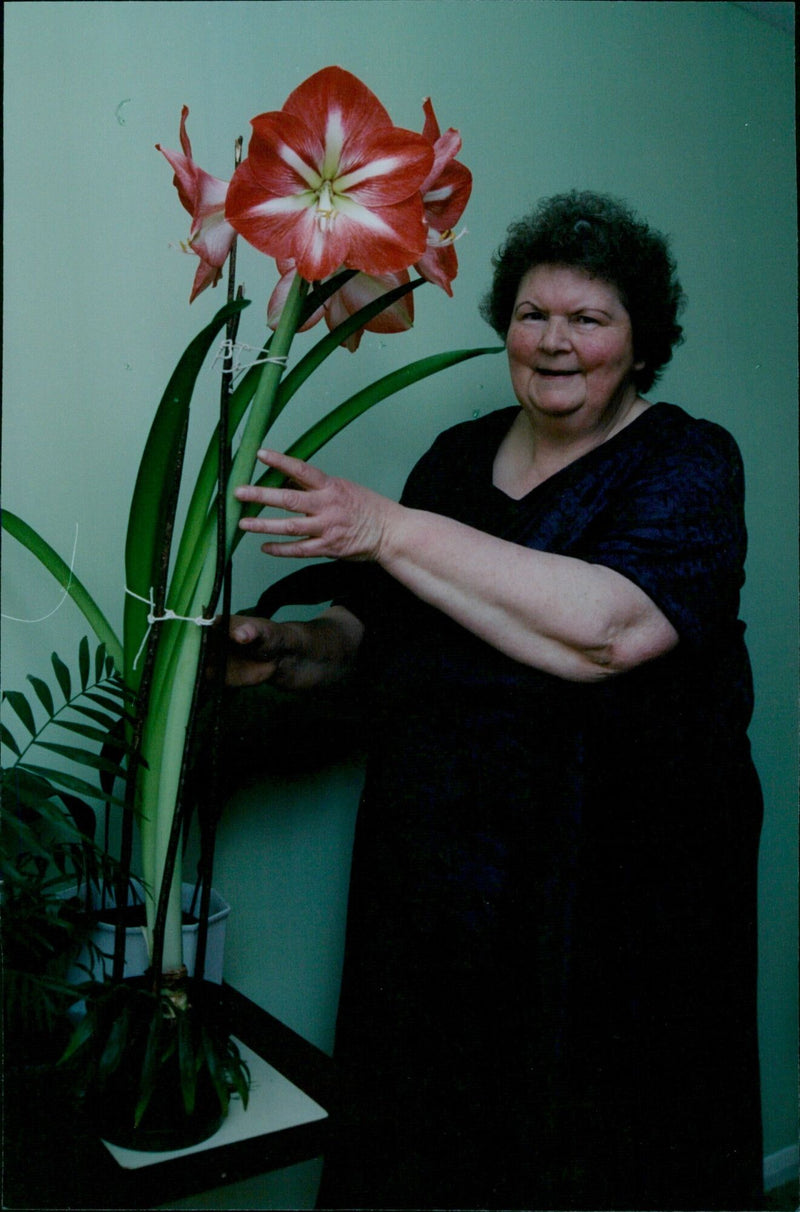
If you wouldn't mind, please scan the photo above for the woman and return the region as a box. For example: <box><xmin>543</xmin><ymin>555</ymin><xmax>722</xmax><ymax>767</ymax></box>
<box><xmin>226</xmin><ymin>192</ymin><xmax>764</xmax><ymax>1210</ymax></box>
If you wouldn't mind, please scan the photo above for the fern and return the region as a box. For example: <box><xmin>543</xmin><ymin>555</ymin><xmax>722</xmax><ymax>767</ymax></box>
<box><xmin>1</xmin><ymin>637</ymin><xmax>134</xmax><ymax>846</ymax></box>
<box><xmin>1</xmin><ymin>638</ymin><xmax>136</xmax><ymax>1043</ymax></box>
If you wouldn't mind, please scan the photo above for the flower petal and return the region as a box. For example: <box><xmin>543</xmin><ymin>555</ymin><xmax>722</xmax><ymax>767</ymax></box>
<box><xmin>158</xmin><ymin>107</ymin><xmax>236</xmax><ymax>298</ymax></box>
<box><xmin>267</xmin><ymin>263</ymin><xmax>324</xmax><ymax>331</ymax></box>
<box><xmin>327</xmin><ymin>194</ymin><xmax>428</xmax><ymax>278</ymax></box>
<box><xmin>334</xmin><ymin>127</ymin><xmax>434</xmax><ymax>207</ymax></box>
<box><xmin>190</xmin><ymin>205</ymin><xmax>237</xmax><ymax>268</ymax></box>
<box><xmin>282</xmin><ymin>66</ymin><xmax>394</xmax><ymax>145</ymax></box>
<box><xmin>417</xmin><ymin>99</ymin><xmax>472</xmax><ymax>232</ymax></box>
<box><xmin>423</xmin><ymin>156</ymin><xmax>472</xmax><ymax>232</ymax></box>
<box><xmin>227</xmin><ymin>67</ymin><xmax>434</xmax><ymax>280</ymax></box>
<box><xmin>415</xmin><ymin>239</ymin><xmax>459</xmax><ymax>296</ymax></box>
<box><xmin>189</xmin><ymin>256</ymin><xmax>224</xmax><ymax>303</ymax></box>
<box><xmin>331</xmin><ymin>270</ymin><xmax>414</xmax><ymax>333</ymax></box>
<box><xmin>246</xmin><ymin>111</ymin><xmax>325</xmax><ymax>193</ymax></box>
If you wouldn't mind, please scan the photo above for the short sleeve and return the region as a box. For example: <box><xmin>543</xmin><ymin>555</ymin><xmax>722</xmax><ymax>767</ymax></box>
<box><xmin>574</xmin><ymin>420</ymin><xmax>748</xmax><ymax>649</ymax></box>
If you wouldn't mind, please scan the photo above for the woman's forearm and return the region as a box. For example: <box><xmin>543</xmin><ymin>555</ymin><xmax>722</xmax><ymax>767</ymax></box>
<box><xmin>234</xmin><ymin>452</ymin><xmax>678</xmax><ymax>683</ymax></box>
<box><xmin>378</xmin><ymin>505</ymin><xmax>678</xmax><ymax>681</ymax></box>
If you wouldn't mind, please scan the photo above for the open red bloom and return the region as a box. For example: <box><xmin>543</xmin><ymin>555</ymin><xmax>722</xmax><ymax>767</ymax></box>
<box><xmin>414</xmin><ymin>99</ymin><xmax>473</xmax><ymax>296</ymax></box>
<box><xmin>267</xmin><ymin>262</ymin><xmax>414</xmax><ymax>352</ymax></box>
<box><xmin>225</xmin><ymin>67</ymin><xmax>434</xmax><ymax>282</ymax></box>
<box><xmin>157</xmin><ymin>107</ymin><xmax>236</xmax><ymax>301</ymax></box>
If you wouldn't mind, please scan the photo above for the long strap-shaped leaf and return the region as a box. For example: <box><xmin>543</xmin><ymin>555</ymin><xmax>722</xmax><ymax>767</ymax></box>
<box><xmin>237</xmin><ymin>345</ymin><xmax>504</xmax><ymax>531</ymax></box>
<box><xmin>169</xmin><ymin>345</ymin><xmax>269</xmax><ymax>599</ymax></box>
<box><xmin>174</xmin><ymin>274</ymin><xmax>424</xmax><ymax>593</ymax></box>
<box><xmin>2</xmin><ymin>511</ymin><xmax>123</xmax><ymax>669</ymax></box>
<box><xmin>123</xmin><ymin>297</ymin><xmax>249</xmax><ymax>689</ymax></box>
<box><xmin>272</xmin><ymin>278</ymin><xmax>426</xmax><ymax>419</ymax></box>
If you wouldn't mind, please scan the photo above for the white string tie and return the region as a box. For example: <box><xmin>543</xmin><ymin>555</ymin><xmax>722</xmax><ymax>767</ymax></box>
<box><xmin>125</xmin><ymin>587</ymin><xmax>215</xmax><ymax>670</ymax></box>
<box><xmin>213</xmin><ymin>340</ymin><xmax>288</xmax><ymax>383</ymax></box>
<box><xmin>2</xmin><ymin>523</ymin><xmax>79</xmax><ymax>624</ymax></box>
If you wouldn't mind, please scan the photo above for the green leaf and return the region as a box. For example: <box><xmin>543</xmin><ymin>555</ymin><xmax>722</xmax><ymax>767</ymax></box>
<box><xmin>1</xmin><ymin>512</ymin><xmax>123</xmax><ymax>670</ymax></box>
<box><xmin>3</xmin><ymin>690</ymin><xmax>36</xmax><ymax>737</ymax></box>
<box><xmin>58</xmin><ymin>1002</ymin><xmax>99</xmax><ymax>1064</ymax></box>
<box><xmin>123</xmin><ymin>296</ymin><xmax>249</xmax><ymax>690</ymax></box>
<box><xmin>26</xmin><ymin>675</ymin><xmax>55</xmax><ymax>717</ymax></box>
<box><xmin>79</xmin><ymin>637</ymin><xmax>91</xmax><ymax>691</ymax></box>
<box><xmin>56</xmin><ymin>792</ymin><xmax>97</xmax><ymax>840</ymax></box>
<box><xmin>18</xmin><ymin>763</ymin><xmax>126</xmax><ymax>807</ymax></box>
<box><xmin>177</xmin><ymin>1010</ymin><xmax>197</xmax><ymax>1115</ymax></box>
<box><xmin>169</xmin><ymin>322</ymin><xmax>284</xmax><ymax>601</ymax></box>
<box><xmin>35</xmin><ymin>741</ymin><xmax>127</xmax><ymax>779</ymax></box>
<box><xmin>226</xmin><ymin>1041</ymin><xmax>251</xmax><ymax>1109</ymax></box>
<box><xmin>135</xmin><ymin>1006</ymin><xmax>164</xmax><ymax>1127</ymax></box>
<box><xmin>1</xmin><ymin>765</ymin><xmax>58</xmax><ymax>809</ymax></box>
<box><xmin>0</xmin><ymin>818</ymin><xmax>54</xmax><ymax>864</ymax></box>
<box><xmin>274</xmin><ymin>277</ymin><xmax>426</xmax><ymax>419</ymax></box>
<box><xmin>240</xmin><ymin>345</ymin><xmax>505</xmax><ymax>533</ymax></box>
<box><xmin>1</xmin><ymin>721</ymin><xmax>21</xmax><ymax>756</ymax></box>
<box><xmin>300</xmin><ymin>268</ymin><xmax>358</xmax><ymax>324</ymax></box>
<box><xmin>97</xmin><ymin>1003</ymin><xmax>131</xmax><ymax>1082</ymax></box>
<box><xmin>53</xmin><ymin>719</ymin><xmax>114</xmax><ymax>746</ymax></box>
<box><xmin>69</xmin><ymin>702</ymin><xmax>126</xmax><ymax>731</ymax></box>
<box><xmin>51</xmin><ymin>652</ymin><xmax>71</xmax><ymax>702</ymax></box>
<box><xmin>94</xmin><ymin>642</ymin><xmax>108</xmax><ymax>682</ymax></box>
<box><xmin>82</xmin><ymin>690</ymin><xmax>132</xmax><ymax>716</ymax></box>
<box><xmin>200</xmin><ymin>1025</ymin><xmax>230</xmax><ymax>1115</ymax></box>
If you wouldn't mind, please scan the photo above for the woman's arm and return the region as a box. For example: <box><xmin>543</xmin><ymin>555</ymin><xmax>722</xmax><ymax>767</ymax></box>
<box><xmin>235</xmin><ymin>451</ymin><xmax>678</xmax><ymax>683</ymax></box>
<box><xmin>224</xmin><ymin>605</ymin><xmax>364</xmax><ymax>689</ymax></box>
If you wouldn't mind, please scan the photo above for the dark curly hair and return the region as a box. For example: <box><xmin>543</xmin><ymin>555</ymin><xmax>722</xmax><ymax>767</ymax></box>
<box><xmin>479</xmin><ymin>191</ymin><xmax>686</xmax><ymax>393</ymax></box>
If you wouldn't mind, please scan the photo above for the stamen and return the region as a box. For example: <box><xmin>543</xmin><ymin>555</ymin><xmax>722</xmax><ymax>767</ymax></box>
<box><xmin>315</xmin><ymin>180</ymin><xmax>337</xmax><ymax>232</ymax></box>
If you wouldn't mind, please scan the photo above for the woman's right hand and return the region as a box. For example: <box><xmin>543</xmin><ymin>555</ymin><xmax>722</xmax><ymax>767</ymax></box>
<box><xmin>223</xmin><ymin>615</ymin><xmax>289</xmax><ymax>688</ymax></box>
<box><xmin>222</xmin><ymin>607</ymin><xmax>364</xmax><ymax>691</ymax></box>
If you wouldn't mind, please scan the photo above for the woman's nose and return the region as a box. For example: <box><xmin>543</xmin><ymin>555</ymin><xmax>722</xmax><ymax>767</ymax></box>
<box><xmin>538</xmin><ymin>317</ymin><xmax>571</xmax><ymax>351</ymax></box>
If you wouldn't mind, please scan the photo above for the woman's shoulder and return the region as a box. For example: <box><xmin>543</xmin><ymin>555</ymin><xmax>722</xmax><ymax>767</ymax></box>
<box><xmin>622</xmin><ymin>403</ymin><xmax>746</xmax><ymax>505</ymax></box>
<box><xmin>646</xmin><ymin>401</ymin><xmax>743</xmax><ymax>460</ymax></box>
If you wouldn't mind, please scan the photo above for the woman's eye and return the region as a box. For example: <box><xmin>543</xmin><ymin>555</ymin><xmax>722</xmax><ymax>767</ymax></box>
<box><xmin>518</xmin><ymin>310</ymin><xmax>543</xmax><ymax>321</ymax></box>
<box><xmin>574</xmin><ymin>314</ymin><xmax>599</xmax><ymax>326</ymax></box>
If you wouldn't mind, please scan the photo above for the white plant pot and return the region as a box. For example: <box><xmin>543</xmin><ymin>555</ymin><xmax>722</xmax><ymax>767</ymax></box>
<box><xmin>67</xmin><ymin>881</ymin><xmax>230</xmax><ymax>986</ymax></box>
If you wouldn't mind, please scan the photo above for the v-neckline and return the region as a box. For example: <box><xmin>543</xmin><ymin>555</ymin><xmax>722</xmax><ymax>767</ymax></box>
<box><xmin>487</xmin><ymin>403</ymin><xmax>665</xmax><ymax>504</ymax></box>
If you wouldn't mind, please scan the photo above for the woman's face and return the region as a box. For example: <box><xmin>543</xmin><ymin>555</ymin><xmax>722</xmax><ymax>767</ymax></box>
<box><xmin>506</xmin><ymin>264</ymin><xmax>645</xmax><ymax>430</ymax></box>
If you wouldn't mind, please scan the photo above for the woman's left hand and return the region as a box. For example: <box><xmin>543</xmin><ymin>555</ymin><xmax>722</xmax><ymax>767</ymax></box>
<box><xmin>235</xmin><ymin>449</ymin><xmax>399</xmax><ymax>562</ymax></box>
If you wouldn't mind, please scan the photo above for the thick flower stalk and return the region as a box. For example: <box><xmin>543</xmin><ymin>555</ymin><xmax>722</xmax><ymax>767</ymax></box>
<box><xmin>4</xmin><ymin>67</ymin><xmax>502</xmax><ymax>989</ymax></box>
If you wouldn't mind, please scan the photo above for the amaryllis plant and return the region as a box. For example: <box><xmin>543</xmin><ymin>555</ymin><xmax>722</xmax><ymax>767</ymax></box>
<box><xmin>4</xmin><ymin>67</ymin><xmax>500</xmax><ymax>1030</ymax></box>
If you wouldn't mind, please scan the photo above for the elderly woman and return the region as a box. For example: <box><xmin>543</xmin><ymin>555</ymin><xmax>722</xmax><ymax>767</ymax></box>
<box><xmin>227</xmin><ymin>192</ymin><xmax>763</xmax><ymax>1211</ymax></box>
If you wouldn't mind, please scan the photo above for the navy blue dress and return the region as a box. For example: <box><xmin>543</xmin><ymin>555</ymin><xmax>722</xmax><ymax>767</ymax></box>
<box><xmin>318</xmin><ymin>403</ymin><xmax>763</xmax><ymax>1210</ymax></box>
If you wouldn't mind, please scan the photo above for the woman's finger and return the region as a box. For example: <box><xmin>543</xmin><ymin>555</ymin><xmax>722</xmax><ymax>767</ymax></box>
<box><xmin>255</xmin><ymin>448</ymin><xmax>328</xmax><ymax>489</ymax></box>
<box><xmin>235</xmin><ymin>483</ymin><xmax>314</xmax><ymax>513</ymax></box>
<box><xmin>238</xmin><ymin>510</ymin><xmax>320</xmax><ymax>536</ymax></box>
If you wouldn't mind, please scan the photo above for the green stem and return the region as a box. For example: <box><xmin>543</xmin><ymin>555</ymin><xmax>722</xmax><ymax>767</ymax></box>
<box><xmin>167</xmin><ymin>274</ymin><xmax>308</xmax><ymax>625</ymax></box>
<box><xmin>139</xmin><ymin>276</ymin><xmax>308</xmax><ymax>967</ymax></box>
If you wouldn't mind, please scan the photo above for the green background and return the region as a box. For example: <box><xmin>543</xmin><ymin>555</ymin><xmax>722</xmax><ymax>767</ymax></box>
<box><xmin>3</xmin><ymin>2</ymin><xmax>796</xmax><ymax>1206</ymax></box>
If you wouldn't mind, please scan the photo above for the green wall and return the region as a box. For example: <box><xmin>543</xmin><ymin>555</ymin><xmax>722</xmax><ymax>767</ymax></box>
<box><xmin>3</xmin><ymin>0</ymin><xmax>796</xmax><ymax>1198</ymax></box>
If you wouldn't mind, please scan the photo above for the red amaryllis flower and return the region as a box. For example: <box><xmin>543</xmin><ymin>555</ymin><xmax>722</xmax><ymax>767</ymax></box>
<box><xmin>414</xmin><ymin>99</ymin><xmax>472</xmax><ymax>296</ymax></box>
<box><xmin>225</xmin><ymin>67</ymin><xmax>434</xmax><ymax>282</ymax></box>
<box><xmin>157</xmin><ymin>107</ymin><xmax>236</xmax><ymax>302</ymax></box>
<box><xmin>268</xmin><ymin>261</ymin><xmax>415</xmax><ymax>352</ymax></box>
